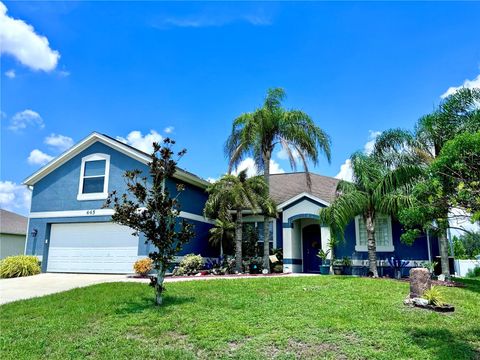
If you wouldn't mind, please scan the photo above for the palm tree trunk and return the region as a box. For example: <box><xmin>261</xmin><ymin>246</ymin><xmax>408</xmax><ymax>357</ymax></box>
<box><xmin>365</xmin><ymin>215</ymin><xmax>378</xmax><ymax>277</ymax></box>
<box><xmin>438</xmin><ymin>228</ymin><xmax>450</xmax><ymax>279</ymax></box>
<box><xmin>219</xmin><ymin>239</ymin><xmax>224</xmax><ymax>259</ymax></box>
<box><xmin>263</xmin><ymin>151</ymin><xmax>271</xmax><ymax>273</ymax></box>
<box><xmin>235</xmin><ymin>210</ymin><xmax>243</xmax><ymax>273</ymax></box>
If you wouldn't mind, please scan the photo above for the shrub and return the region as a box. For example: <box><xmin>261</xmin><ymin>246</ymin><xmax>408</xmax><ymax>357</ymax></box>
<box><xmin>422</xmin><ymin>286</ymin><xmax>446</xmax><ymax>307</ymax></box>
<box><xmin>272</xmin><ymin>263</ymin><xmax>283</xmax><ymax>273</ymax></box>
<box><xmin>133</xmin><ymin>258</ymin><xmax>153</xmax><ymax>276</ymax></box>
<box><xmin>0</xmin><ymin>255</ymin><xmax>41</xmax><ymax>278</ymax></box>
<box><xmin>466</xmin><ymin>266</ymin><xmax>480</xmax><ymax>278</ymax></box>
<box><xmin>177</xmin><ymin>254</ymin><xmax>204</xmax><ymax>275</ymax></box>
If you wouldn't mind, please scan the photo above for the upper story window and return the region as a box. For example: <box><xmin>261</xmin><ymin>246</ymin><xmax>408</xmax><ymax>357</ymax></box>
<box><xmin>355</xmin><ymin>215</ymin><xmax>394</xmax><ymax>252</ymax></box>
<box><xmin>77</xmin><ymin>153</ymin><xmax>110</xmax><ymax>201</ymax></box>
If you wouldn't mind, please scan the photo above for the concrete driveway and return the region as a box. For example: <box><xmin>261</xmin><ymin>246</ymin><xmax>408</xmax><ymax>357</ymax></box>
<box><xmin>0</xmin><ymin>273</ymin><xmax>137</xmax><ymax>305</ymax></box>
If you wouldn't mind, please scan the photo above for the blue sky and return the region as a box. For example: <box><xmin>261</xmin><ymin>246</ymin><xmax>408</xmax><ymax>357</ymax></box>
<box><xmin>1</xmin><ymin>1</ymin><xmax>479</xmax><ymax>215</ymax></box>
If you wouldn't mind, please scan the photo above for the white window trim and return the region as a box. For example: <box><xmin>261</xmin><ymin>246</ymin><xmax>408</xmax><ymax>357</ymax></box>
<box><xmin>354</xmin><ymin>215</ymin><xmax>394</xmax><ymax>252</ymax></box>
<box><xmin>77</xmin><ymin>153</ymin><xmax>110</xmax><ymax>201</ymax></box>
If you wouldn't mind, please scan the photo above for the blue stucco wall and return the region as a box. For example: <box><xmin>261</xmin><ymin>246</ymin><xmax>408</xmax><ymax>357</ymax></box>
<box><xmin>334</xmin><ymin>219</ymin><xmax>436</xmax><ymax>262</ymax></box>
<box><xmin>30</xmin><ymin>141</ymin><xmax>208</xmax><ymax>214</ymax></box>
<box><xmin>276</xmin><ymin>212</ymin><xmax>283</xmax><ymax>249</ymax></box>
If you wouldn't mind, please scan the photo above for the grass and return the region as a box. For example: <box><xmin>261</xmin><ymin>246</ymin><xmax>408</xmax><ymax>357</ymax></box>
<box><xmin>1</xmin><ymin>276</ymin><xmax>479</xmax><ymax>360</ymax></box>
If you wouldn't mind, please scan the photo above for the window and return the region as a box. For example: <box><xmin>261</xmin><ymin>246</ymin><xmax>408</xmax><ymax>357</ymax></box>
<box><xmin>355</xmin><ymin>215</ymin><xmax>394</xmax><ymax>252</ymax></box>
<box><xmin>77</xmin><ymin>154</ymin><xmax>110</xmax><ymax>200</ymax></box>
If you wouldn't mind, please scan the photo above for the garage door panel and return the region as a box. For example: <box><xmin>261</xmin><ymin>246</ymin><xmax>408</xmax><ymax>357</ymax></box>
<box><xmin>47</xmin><ymin>223</ymin><xmax>139</xmax><ymax>274</ymax></box>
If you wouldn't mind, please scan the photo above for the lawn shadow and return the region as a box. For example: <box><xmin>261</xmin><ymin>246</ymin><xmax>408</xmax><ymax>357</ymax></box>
<box><xmin>407</xmin><ymin>327</ymin><xmax>480</xmax><ymax>360</ymax></box>
<box><xmin>114</xmin><ymin>294</ymin><xmax>196</xmax><ymax>315</ymax></box>
<box><xmin>453</xmin><ymin>277</ymin><xmax>480</xmax><ymax>294</ymax></box>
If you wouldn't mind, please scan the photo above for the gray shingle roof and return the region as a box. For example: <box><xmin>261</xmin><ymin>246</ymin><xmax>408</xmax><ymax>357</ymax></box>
<box><xmin>0</xmin><ymin>209</ymin><xmax>28</xmax><ymax>235</ymax></box>
<box><xmin>269</xmin><ymin>172</ymin><xmax>339</xmax><ymax>206</ymax></box>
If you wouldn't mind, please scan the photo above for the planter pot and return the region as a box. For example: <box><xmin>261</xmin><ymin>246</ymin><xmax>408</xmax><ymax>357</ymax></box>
<box><xmin>319</xmin><ymin>265</ymin><xmax>330</xmax><ymax>275</ymax></box>
<box><xmin>343</xmin><ymin>266</ymin><xmax>352</xmax><ymax>275</ymax></box>
<box><xmin>333</xmin><ymin>266</ymin><xmax>343</xmax><ymax>275</ymax></box>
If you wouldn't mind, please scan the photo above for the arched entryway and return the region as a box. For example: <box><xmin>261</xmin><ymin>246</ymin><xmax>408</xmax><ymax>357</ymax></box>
<box><xmin>302</xmin><ymin>224</ymin><xmax>322</xmax><ymax>273</ymax></box>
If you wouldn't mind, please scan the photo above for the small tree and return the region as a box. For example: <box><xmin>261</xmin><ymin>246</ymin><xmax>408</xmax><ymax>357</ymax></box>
<box><xmin>104</xmin><ymin>139</ymin><xmax>194</xmax><ymax>306</ymax></box>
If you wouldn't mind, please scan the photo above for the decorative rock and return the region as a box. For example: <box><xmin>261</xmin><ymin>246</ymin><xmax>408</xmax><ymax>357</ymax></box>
<box><xmin>412</xmin><ymin>297</ymin><xmax>429</xmax><ymax>306</ymax></box>
<box><xmin>409</xmin><ymin>268</ymin><xmax>431</xmax><ymax>298</ymax></box>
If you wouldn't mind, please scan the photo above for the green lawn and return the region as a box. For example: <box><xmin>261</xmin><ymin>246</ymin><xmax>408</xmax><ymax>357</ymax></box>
<box><xmin>1</xmin><ymin>276</ymin><xmax>479</xmax><ymax>360</ymax></box>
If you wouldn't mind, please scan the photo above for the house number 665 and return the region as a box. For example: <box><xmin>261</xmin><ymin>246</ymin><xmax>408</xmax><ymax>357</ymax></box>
<box><xmin>86</xmin><ymin>210</ymin><xmax>96</xmax><ymax>215</ymax></box>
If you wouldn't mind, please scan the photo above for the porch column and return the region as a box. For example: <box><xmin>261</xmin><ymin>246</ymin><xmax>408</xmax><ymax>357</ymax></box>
<box><xmin>320</xmin><ymin>226</ymin><xmax>332</xmax><ymax>260</ymax></box>
<box><xmin>282</xmin><ymin>225</ymin><xmax>294</xmax><ymax>273</ymax></box>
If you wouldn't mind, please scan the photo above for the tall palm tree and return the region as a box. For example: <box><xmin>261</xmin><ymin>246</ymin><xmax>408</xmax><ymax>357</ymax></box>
<box><xmin>208</xmin><ymin>218</ymin><xmax>234</xmax><ymax>258</ymax></box>
<box><xmin>225</xmin><ymin>88</ymin><xmax>331</xmax><ymax>272</ymax></box>
<box><xmin>373</xmin><ymin>88</ymin><xmax>480</xmax><ymax>277</ymax></box>
<box><xmin>319</xmin><ymin>153</ymin><xmax>420</xmax><ymax>277</ymax></box>
<box><xmin>204</xmin><ymin>170</ymin><xmax>276</xmax><ymax>273</ymax></box>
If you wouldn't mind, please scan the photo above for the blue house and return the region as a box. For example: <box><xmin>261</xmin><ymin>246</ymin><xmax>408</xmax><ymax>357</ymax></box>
<box><xmin>23</xmin><ymin>132</ymin><xmax>216</xmax><ymax>273</ymax></box>
<box><xmin>23</xmin><ymin>132</ymin><xmax>436</xmax><ymax>275</ymax></box>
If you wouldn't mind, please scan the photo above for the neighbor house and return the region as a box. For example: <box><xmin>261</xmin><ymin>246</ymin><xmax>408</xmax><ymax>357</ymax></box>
<box><xmin>0</xmin><ymin>209</ymin><xmax>28</xmax><ymax>259</ymax></box>
<box><xmin>23</xmin><ymin>132</ymin><xmax>436</xmax><ymax>275</ymax></box>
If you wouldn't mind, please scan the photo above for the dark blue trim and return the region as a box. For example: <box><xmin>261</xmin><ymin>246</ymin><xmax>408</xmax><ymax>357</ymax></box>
<box><xmin>282</xmin><ymin>196</ymin><xmax>327</xmax><ymax>211</ymax></box>
<box><xmin>282</xmin><ymin>222</ymin><xmax>294</xmax><ymax>228</ymax></box>
<box><xmin>283</xmin><ymin>258</ymin><xmax>303</xmax><ymax>265</ymax></box>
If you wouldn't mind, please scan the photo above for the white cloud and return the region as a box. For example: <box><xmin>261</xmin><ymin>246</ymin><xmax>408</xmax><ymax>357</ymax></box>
<box><xmin>0</xmin><ymin>181</ymin><xmax>32</xmax><ymax>215</ymax></box>
<box><xmin>44</xmin><ymin>133</ymin><xmax>73</xmax><ymax>152</ymax></box>
<box><xmin>116</xmin><ymin>130</ymin><xmax>163</xmax><ymax>154</ymax></box>
<box><xmin>9</xmin><ymin>109</ymin><xmax>44</xmax><ymax>131</ymax></box>
<box><xmin>335</xmin><ymin>159</ymin><xmax>354</xmax><ymax>182</ymax></box>
<box><xmin>153</xmin><ymin>12</ymin><xmax>271</xmax><ymax>29</ymax></box>
<box><xmin>233</xmin><ymin>157</ymin><xmax>285</xmax><ymax>178</ymax></box>
<box><xmin>5</xmin><ymin>69</ymin><xmax>15</xmax><ymax>78</ymax></box>
<box><xmin>206</xmin><ymin>177</ymin><xmax>217</xmax><ymax>183</ymax></box>
<box><xmin>164</xmin><ymin>126</ymin><xmax>174</xmax><ymax>134</ymax></box>
<box><xmin>0</xmin><ymin>2</ymin><xmax>59</xmax><ymax>71</ymax></box>
<box><xmin>363</xmin><ymin>130</ymin><xmax>381</xmax><ymax>155</ymax></box>
<box><xmin>28</xmin><ymin>149</ymin><xmax>53</xmax><ymax>166</ymax></box>
<box><xmin>335</xmin><ymin>130</ymin><xmax>381</xmax><ymax>182</ymax></box>
<box><xmin>441</xmin><ymin>74</ymin><xmax>480</xmax><ymax>99</ymax></box>
<box><xmin>277</xmin><ymin>147</ymin><xmax>300</xmax><ymax>161</ymax></box>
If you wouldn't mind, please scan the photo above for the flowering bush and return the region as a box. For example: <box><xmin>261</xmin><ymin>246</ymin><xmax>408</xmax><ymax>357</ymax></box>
<box><xmin>133</xmin><ymin>258</ymin><xmax>153</xmax><ymax>276</ymax></box>
<box><xmin>177</xmin><ymin>254</ymin><xmax>204</xmax><ymax>275</ymax></box>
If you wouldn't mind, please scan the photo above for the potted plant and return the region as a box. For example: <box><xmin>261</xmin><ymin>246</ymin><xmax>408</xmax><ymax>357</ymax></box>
<box><xmin>341</xmin><ymin>256</ymin><xmax>352</xmax><ymax>275</ymax></box>
<box><xmin>317</xmin><ymin>249</ymin><xmax>330</xmax><ymax>275</ymax></box>
<box><xmin>387</xmin><ymin>257</ymin><xmax>410</xmax><ymax>279</ymax></box>
<box><xmin>332</xmin><ymin>259</ymin><xmax>343</xmax><ymax>275</ymax></box>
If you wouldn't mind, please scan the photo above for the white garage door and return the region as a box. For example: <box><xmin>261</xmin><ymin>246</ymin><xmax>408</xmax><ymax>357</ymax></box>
<box><xmin>47</xmin><ymin>222</ymin><xmax>139</xmax><ymax>274</ymax></box>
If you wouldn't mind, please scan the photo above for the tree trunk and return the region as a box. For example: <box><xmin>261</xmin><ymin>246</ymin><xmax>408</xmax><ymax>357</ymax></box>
<box><xmin>154</xmin><ymin>264</ymin><xmax>166</xmax><ymax>306</ymax></box>
<box><xmin>438</xmin><ymin>228</ymin><xmax>450</xmax><ymax>280</ymax></box>
<box><xmin>235</xmin><ymin>210</ymin><xmax>243</xmax><ymax>273</ymax></box>
<box><xmin>219</xmin><ymin>238</ymin><xmax>224</xmax><ymax>259</ymax></box>
<box><xmin>329</xmin><ymin>242</ymin><xmax>335</xmax><ymax>275</ymax></box>
<box><xmin>365</xmin><ymin>215</ymin><xmax>378</xmax><ymax>277</ymax></box>
<box><xmin>263</xmin><ymin>151</ymin><xmax>271</xmax><ymax>273</ymax></box>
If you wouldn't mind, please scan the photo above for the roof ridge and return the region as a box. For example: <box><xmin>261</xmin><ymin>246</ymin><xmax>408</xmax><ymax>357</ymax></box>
<box><xmin>270</xmin><ymin>171</ymin><xmax>339</xmax><ymax>181</ymax></box>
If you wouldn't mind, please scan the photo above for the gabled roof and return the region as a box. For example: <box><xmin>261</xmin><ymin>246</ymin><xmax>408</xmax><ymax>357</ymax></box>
<box><xmin>23</xmin><ymin>132</ymin><xmax>209</xmax><ymax>188</ymax></box>
<box><xmin>0</xmin><ymin>209</ymin><xmax>28</xmax><ymax>235</ymax></box>
<box><xmin>269</xmin><ymin>172</ymin><xmax>339</xmax><ymax>209</ymax></box>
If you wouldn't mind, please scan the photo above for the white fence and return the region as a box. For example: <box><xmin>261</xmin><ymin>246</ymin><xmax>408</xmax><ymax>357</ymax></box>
<box><xmin>454</xmin><ymin>259</ymin><xmax>480</xmax><ymax>277</ymax></box>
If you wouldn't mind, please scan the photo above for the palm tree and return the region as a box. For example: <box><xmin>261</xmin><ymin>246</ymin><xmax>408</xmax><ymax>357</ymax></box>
<box><xmin>225</xmin><ymin>88</ymin><xmax>331</xmax><ymax>272</ymax></box>
<box><xmin>208</xmin><ymin>218</ymin><xmax>234</xmax><ymax>258</ymax></box>
<box><xmin>373</xmin><ymin>88</ymin><xmax>480</xmax><ymax>277</ymax></box>
<box><xmin>204</xmin><ymin>170</ymin><xmax>276</xmax><ymax>273</ymax></box>
<box><xmin>319</xmin><ymin>152</ymin><xmax>420</xmax><ymax>277</ymax></box>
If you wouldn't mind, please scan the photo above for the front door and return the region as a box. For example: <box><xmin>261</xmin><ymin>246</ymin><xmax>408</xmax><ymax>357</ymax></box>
<box><xmin>302</xmin><ymin>224</ymin><xmax>322</xmax><ymax>273</ymax></box>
